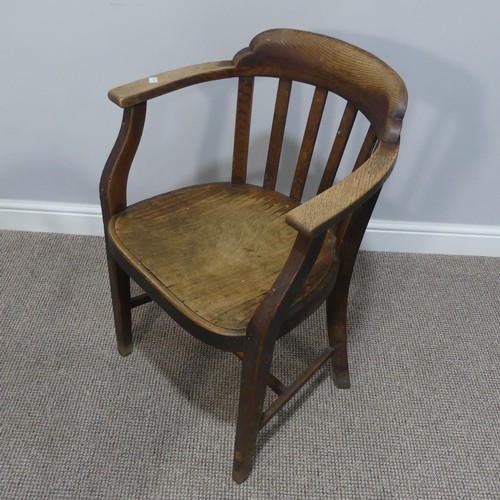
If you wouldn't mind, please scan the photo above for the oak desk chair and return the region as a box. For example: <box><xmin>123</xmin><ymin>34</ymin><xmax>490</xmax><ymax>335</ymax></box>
<box><xmin>100</xmin><ymin>29</ymin><xmax>407</xmax><ymax>483</ymax></box>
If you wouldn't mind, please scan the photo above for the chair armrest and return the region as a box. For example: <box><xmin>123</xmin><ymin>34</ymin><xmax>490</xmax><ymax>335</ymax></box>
<box><xmin>285</xmin><ymin>142</ymin><xmax>399</xmax><ymax>237</ymax></box>
<box><xmin>108</xmin><ymin>61</ymin><xmax>238</xmax><ymax>108</ymax></box>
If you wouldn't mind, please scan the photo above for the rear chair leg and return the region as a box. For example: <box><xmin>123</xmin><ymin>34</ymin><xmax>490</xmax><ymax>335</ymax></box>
<box><xmin>107</xmin><ymin>255</ymin><xmax>133</xmax><ymax>356</ymax></box>
<box><xmin>326</xmin><ymin>283</ymin><xmax>350</xmax><ymax>389</ymax></box>
<box><xmin>326</xmin><ymin>192</ymin><xmax>380</xmax><ymax>388</ymax></box>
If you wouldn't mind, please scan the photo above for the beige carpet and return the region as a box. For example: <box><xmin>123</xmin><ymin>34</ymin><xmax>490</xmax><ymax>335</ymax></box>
<box><xmin>1</xmin><ymin>230</ymin><xmax>499</xmax><ymax>499</ymax></box>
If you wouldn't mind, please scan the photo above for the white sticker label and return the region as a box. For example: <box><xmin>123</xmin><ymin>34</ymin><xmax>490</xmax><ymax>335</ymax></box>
<box><xmin>148</xmin><ymin>76</ymin><xmax>159</xmax><ymax>84</ymax></box>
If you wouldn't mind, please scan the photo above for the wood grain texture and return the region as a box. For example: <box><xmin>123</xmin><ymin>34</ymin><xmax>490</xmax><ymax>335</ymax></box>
<box><xmin>317</xmin><ymin>101</ymin><xmax>358</xmax><ymax>194</ymax></box>
<box><xmin>108</xmin><ymin>61</ymin><xmax>238</xmax><ymax>108</ymax></box>
<box><xmin>260</xmin><ymin>346</ymin><xmax>335</xmax><ymax>427</ymax></box>
<box><xmin>285</xmin><ymin>142</ymin><xmax>400</xmax><ymax>237</ymax></box>
<box><xmin>233</xmin><ymin>29</ymin><xmax>407</xmax><ymax>143</ymax></box>
<box><xmin>100</xmin><ymin>103</ymin><xmax>147</xmax><ymax>223</ymax></box>
<box><xmin>335</xmin><ymin>124</ymin><xmax>378</xmax><ymax>243</ymax></box>
<box><xmin>264</xmin><ymin>79</ymin><xmax>293</xmax><ymax>190</ymax></box>
<box><xmin>353</xmin><ymin>124</ymin><xmax>378</xmax><ymax>171</ymax></box>
<box><xmin>109</xmin><ymin>183</ymin><xmax>337</xmax><ymax>336</ymax></box>
<box><xmin>233</xmin><ymin>231</ymin><xmax>328</xmax><ymax>483</ymax></box>
<box><xmin>232</xmin><ymin>77</ymin><xmax>254</xmax><ymax>184</ymax></box>
<box><xmin>290</xmin><ymin>86</ymin><xmax>328</xmax><ymax>201</ymax></box>
<box><xmin>234</xmin><ymin>351</ymin><xmax>286</xmax><ymax>395</ymax></box>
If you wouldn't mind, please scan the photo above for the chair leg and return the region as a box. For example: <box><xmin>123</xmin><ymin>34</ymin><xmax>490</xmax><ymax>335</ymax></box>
<box><xmin>326</xmin><ymin>281</ymin><xmax>351</xmax><ymax>389</ymax></box>
<box><xmin>106</xmin><ymin>255</ymin><xmax>133</xmax><ymax>357</ymax></box>
<box><xmin>232</xmin><ymin>342</ymin><xmax>274</xmax><ymax>484</ymax></box>
<box><xmin>327</xmin><ymin>194</ymin><xmax>380</xmax><ymax>389</ymax></box>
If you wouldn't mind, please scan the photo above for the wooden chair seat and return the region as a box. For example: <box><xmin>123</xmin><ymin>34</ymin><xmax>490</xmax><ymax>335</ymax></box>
<box><xmin>108</xmin><ymin>183</ymin><xmax>338</xmax><ymax>343</ymax></box>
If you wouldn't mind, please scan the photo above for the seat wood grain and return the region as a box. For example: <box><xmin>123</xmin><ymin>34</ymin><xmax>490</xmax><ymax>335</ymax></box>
<box><xmin>109</xmin><ymin>183</ymin><xmax>337</xmax><ymax>336</ymax></box>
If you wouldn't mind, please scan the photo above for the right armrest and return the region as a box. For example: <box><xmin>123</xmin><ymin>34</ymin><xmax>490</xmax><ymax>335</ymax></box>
<box><xmin>108</xmin><ymin>61</ymin><xmax>238</xmax><ymax>108</ymax></box>
<box><xmin>285</xmin><ymin>142</ymin><xmax>399</xmax><ymax>238</ymax></box>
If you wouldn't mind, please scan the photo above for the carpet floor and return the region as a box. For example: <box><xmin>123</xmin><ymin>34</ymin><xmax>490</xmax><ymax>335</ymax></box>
<box><xmin>1</xmin><ymin>230</ymin><xmax>499</xmax><ymax>499</ymax></box>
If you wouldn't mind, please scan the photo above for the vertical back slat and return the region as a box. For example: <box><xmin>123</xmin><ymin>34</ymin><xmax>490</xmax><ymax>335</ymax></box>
<box><xmin>353</xmin><ymin>124</ymin><xmax>378</xmax><ymax>172</ymax></box>
<box><xmin>289</xmin><ymin>87</ymin><xmax>328</xmax><ymax>201</ymax></box>
<box><xmin>317</xmin><ymin>102</ymin><xmax>358</xmax><ymax>194</ymax></box>
<box><xmin>232</xmin><ymin>76</ymin><xmax>254</xmax><ymax>184</ymax></box>
<box><xmin>263</xmin><ymin>79</ymin><xmax>293</xmax><ymax>190</ymax></box>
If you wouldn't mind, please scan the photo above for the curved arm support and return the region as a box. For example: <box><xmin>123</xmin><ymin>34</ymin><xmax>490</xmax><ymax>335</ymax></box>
<box><xmin>285</xmin><ymin>142</ymin><xmax>399</xmax><ymax>238</ymax></box>
<box><xmin>246</xmin><ymin>233</ymin><xmax>326</xmax><ymax>345</ymax></box>
<box><xmin>99</xmin><ymin>103</ymin><xmax>147</xmax><ymax>226</ymax></box>
<box><xmin>241</xmin><ymin>233</ymin><xmax>327</xmax><ymax>392</ymax></box>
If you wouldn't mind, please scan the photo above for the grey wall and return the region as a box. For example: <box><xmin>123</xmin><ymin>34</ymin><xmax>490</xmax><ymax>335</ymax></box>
<box><xmin>1</xmin><ymin>0</ymin><xmax>499</xmax><ymax>229</ymax></box>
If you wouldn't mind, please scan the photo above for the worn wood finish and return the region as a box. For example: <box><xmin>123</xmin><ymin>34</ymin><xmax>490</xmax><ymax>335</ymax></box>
<box><xmin>106</xmin><ymin>255</ymin><xmax>133</xmax><ymax>356</ymax></box>
<box><xmin>233</xmin><ymin>232</ymin><xmax>327</xmax><ymax>483</ymax></box>
<box><xmin>100</xmin><ymin>103</ymin><xmax>147</xmax><ymax>223</ymax></box>
<box><xmin>130</xmin><ymin>293</ymin><xmax>152</xmax><ymax>309</ymax></box>
<box><xmin>233</xmin><ymin>29</ymin><xmax>407</xmax><ymax>143</ymax></box>
<box><xmin>290</xmin><ymin>86</ymin><xmax>328</xmax><ymax>201</ymax></box>
<box><xmin>317</xmin><ymin>102</ymin><xmax>358</xmax><ymax>194</ymax></box>
<box><xmin>232</xmin><ymin>77</ymin><xmax>254</xmax><ymax>184</ymax></box>
<box><xmin>109</xmin><ymin>183</ymin><xmax>337</xmax><ymax>339</ymax></box>
<box><xmin>260</xmin><ymin>346</ymin><xmax>335</xmax><ymax>427</ymax></box>
<box><xmin>335</xmin><ymin>124</ymin><xmax>379</xmax><ymax>244</ymax></box>
<box><xmin>327</xmin><ymin>191</ymin><xmax>380</xmax><ymax>389</ymax></box>
<box><xmin>108</xmin><ymin>61</ymin><xmax>238</xmax><ymax>108</ymax></box>
<box><xmin>340</xmin><ymin>124</ymin><xmax>377</xmax><ymax>245</ymax></box>
<box><xmin>353</xmin><ymin>124</ymin><xmax>378</xmax><ymax>171</ymax></box>
<box><xmin>234</xmin><ymin>352</ymin><xmax>286</xmax><ymax>395</ymax></box>
<box><xmin>101</xmin><ymin>28</ymin><xmax>408</xmax><ymax>484</ymax></box>
<box><xmin>100</xmin><ymin>103</ymin><xmax>146</xmax><ymax>355</ymax></box>
<box><xmin>263</xmin><ymin>78</ymin><xmax>292</xmax><ymax>190</ymax></box>
<box><xmin>286</xmin><ymin>142</ymin><xmax>399</xmax><ymax>238</ymax></box>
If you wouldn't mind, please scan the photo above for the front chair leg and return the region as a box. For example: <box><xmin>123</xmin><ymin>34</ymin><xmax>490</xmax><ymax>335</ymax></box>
<box><xmin>326</xmin><ymin>283</ymin><xmax>350</xmax><ymax>389</ymax></box>
<box><xmin>106</xmin><ymin>254</ymin><xmax>133</xmax><ymax>357</ymax></box>
<box><xmin>232</xmin><ymin>339</ymin><xmax>275</xmax><ymax>484</ymax></box>
<box><xmin>232</xmin><ymin>232</ymin><xmax>325</xmax><ymax>482</ymax></box>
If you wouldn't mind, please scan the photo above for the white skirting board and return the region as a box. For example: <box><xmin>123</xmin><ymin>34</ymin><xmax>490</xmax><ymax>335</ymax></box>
<box><xmin>0</xmin><ymin>200</ymin><xmax>103</xmax><ymax>237</ymax></box>
<box><xmin>362</xmin><ymin>220</ymin><xmax>500</xmax><ymax>257</ymax></box>
<box><xmin>1</xmin><ymin>199</ymin><xmax>499</xmax><ymax>257</ymax></box>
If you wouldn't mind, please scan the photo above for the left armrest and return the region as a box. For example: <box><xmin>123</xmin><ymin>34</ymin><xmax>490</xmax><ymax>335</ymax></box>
<box><xmin>108</xmin><ymin>61</ymin><xmax>237</xmax><ymax>108</ymax></box>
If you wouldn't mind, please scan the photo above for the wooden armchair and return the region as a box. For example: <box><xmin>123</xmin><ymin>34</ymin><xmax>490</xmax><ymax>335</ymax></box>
<box><xmin>100</xmin><ymin>29</ymin><xmax>407</xmax><ymax>483</ymax></box>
